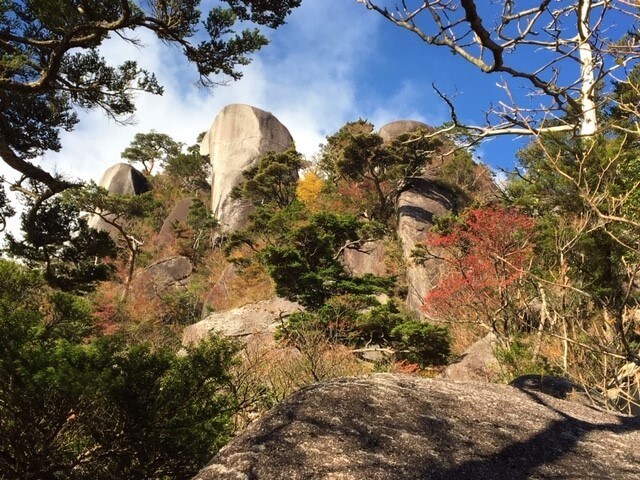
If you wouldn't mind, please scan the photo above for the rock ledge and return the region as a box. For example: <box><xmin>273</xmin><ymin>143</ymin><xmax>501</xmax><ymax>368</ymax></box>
<box><xmin>194</xmin><ymin>374</ymin><xmax>640</xmax><ymax>480</ymax></box>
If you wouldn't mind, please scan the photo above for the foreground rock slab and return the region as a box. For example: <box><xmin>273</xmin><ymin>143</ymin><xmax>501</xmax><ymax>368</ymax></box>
<box><xmin>194</xmin><ymin>374</ymin><xmax>640</xmax><ymax>480</ymax></box>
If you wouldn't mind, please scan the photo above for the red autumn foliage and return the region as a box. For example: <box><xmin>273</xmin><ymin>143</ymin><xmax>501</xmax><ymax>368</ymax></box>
<box><xmin>423</xmin><ymin>207</ymin><xmax>536</xmax><ymax>332</ymax></box>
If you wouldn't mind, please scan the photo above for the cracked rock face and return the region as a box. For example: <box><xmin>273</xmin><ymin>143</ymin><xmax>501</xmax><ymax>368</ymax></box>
<box><xmin>397</xmin><ymin>177</ymin><xmax>454</xmax><ymax>314</ymax></box>
<box><xmin>193</xmin><ymin>374</ymin><xmax>640</xmax><ymax>480</ymax></box>
<box><xmin>157</xmin><ymin>198</ymin><xmax>194</xmax><ymax>246</ymax></box>
<box><xmin>376</xmin><ymin>120</ymin><xmax>455</xmax><ymax>315</ymax></box>
<box><xmin>132</xmin><ymin>256</ymin><xmax>193</xmax><ymax>296</ymax></box>
<box><xmin>201</xmin><ymin>104</ymin><xmax>293</xmax><ymax>232</ymax></box>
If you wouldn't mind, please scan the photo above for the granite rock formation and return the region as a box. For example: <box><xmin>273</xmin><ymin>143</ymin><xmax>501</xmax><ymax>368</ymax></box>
<box><xmin>88</xmin><ymin>163</ymin><xmax>150</xmax><ymax>232</ymax></box>
<box><xmin>378</xmin><ymin>119</ymin><xmax>432</xmax><ymax>143</ymax></box>
<box><xmin>201</xmin><ymin>104</ymin><xmax>294</xmax><ymax>232</ymax></box>
<box><xmin>376</xmin><ymin>120</ymin><xmax>456</xmax><ymax>314</ymax></box>
<box><xmin>183</xmin><ymin>297</ymin><xmax>303</xmax><ymax>345</ymax></box>
<box><xmin>131</xmin><ymin>256</ymin><xmax>193</xmax><ymax>297</ymax></box>
<box><xmin>342</xmin><ymin>240</ymin><xmax>388</xmax><ymax>277</ymax></box>
<box><xmin>193</xmin><ymin>374</ymin><xmax>640</xmax><ymax>480</ymax></box>
<box><xmin>441</xmin><ymin>333</ymin><xmax>500</xmax><ymax>382</ymax></box>
<box><xmin>157</xmin><ymin>198</ymin><xmax>194</xmax><ymax>246</ymax></box>
<box><xmin>397</xmin><ymin>178</ymin><xmax>455</xmax><ymax>313</ymax></box>
<box><xmin>96</xmin><ymin>162</ymin><xmax>150</xmax><ymax>195</ymax></box>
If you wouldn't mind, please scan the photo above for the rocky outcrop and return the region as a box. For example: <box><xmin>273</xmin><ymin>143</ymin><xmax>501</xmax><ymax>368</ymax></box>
<box><xmin>183</xmin><ymin>297</ymin><xmax>303</xmax><ymax>345</ymax></box>
<box><xmin>194</xmin><ymin>374</ymin><xmax>640</xmax><ymax>480</ymax></box>
<box><xmin>201</xmin><ymin>104</ymin><xmax>294</xmax><ymax>232</ymax></box>
<box><xmin>342</xmin><ymin>240</ymin><xmax>388</xmax><ymax>277</ymax></box>
<box><xmin>200</xmin><ymin>264</ymin><xmax>239</xmax><ymax>317</ymax></box>
<box><xmin>157</xmin><ymin>198</ymin><xmax>194</xmax><ymax>246</ymax></box>
<box><xmin>96</xmin><ymin>162</ymin><xmax>150</xmax><ymax>195</ymax></box>
<box><xmin>376</xmin><ymin>120</ymin><xmax>455</xmax><ymax>314</ymax></box>
<box><xmin>131</xmin><ymin>256</ymin><xmax>193</xmax><ymax>297</ymax></box>
<box><xmin>441</xmin><ymin>333</ymin><xmax>501</xmax><ymax>382</ymax></box>
<box><xmin>397</xmin><ymin>177</ymin><xmax>455</xmax><ymax>313</ymax></box>
<box><xmin>378</xmin><ymin>120</ymin><xmax>432</xmax><ymax>143</ymax></box>
<box><xmin>88</xmin><ymin>163</ymin><xmax>150</xmax><ymax>232</ymax></box>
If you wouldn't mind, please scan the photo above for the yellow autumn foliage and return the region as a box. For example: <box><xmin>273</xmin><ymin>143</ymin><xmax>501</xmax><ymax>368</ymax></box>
<box><xmin>296</xmin><ymin>171</ymin><xmax>325</xmax><ymax>209</ymax></box>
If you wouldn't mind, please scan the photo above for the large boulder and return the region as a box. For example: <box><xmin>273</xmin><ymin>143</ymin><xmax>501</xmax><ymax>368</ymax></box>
<box><xmin>193</xmin><ymin>374</ymin><xmax>640</xmax><ymax>480</ymax></box>
<box><xmin>157</xmin><ymin>198</ymin><xmax>194</xmax><ymax>246</ymax></box>
<box><xmin>342</xmin><ymin>240</ymin><xmax>388</xmax><ymax>277</ymax></box>
<box><xmin>378</xmin><ymin>120</ymin><xmax>432</xmax><ymax>143</ymax></box>
<box><xmin>131</xmin><ymin>256</ymin><xmax>193</xmax><ymax>297</ymax></box>
<box><xmin>95</xmin><ymin>162</ymin><xmax>150</xmax><ymax>195</ymax></box>
<box><xmin>88</xmin><ymin>163</ymin><xmax>150</xmax><ymax>232</ymax></box>
<box><xmin>201</xmin><ymin>104</ymin><xmax>294</xmax><ymax>232</ymax></box>
<box><xmin>441</xmin><ymin>333</ymin><xmax>501</xmax><ymax>382</ymax></box>
<box><xmin>183</xmin><ymin>297</ymin><xmax>303</xmax><ymax>345</ymax></box>
<box><xmin>397</xmin><ymin>177</ymin><xmax>455</xmax><ymax>313</ymax></box>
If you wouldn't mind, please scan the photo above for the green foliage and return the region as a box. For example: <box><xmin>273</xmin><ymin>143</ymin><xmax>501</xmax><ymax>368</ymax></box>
<box><xmin>0</xmin><ymin>178</ymin><xmax>15</xmax><ymax>231</ymax></box>
<box><xmin>319</xmin><ymin>120</ymin><xmax>450</xmax><ymax>222</ymax></box>
<box><xmin>65</xmin><ymin>183</ymin><xmax>159</xmax><ymax>236</ymax></box>
<box><xmin>319</xmin><ymin>120</ymin><xmax>441</xmax><ymax>222</ymax></box>
<box><xmin>175</xmin><ymin>198</ymin><xmax>219</xmax><ymax>264</ymax></box>
<box><xmin>279</xmin><ymin>296</ymin><xmax>450</xmax><ymax>367</ymax></box>
<box><xmin>163</xmin><ymin>137</ymin><xmax>211</xmax><ymax>193</ymax></box>
<box><xmin>5</xmin><ymin>195</ymin><xmax>117</xmax><ymax>293</ymax></box>
<box><xmin>506</xmin><ymin>132</ymin><xmax>635</xmax><ymax>310</ymax></box>
<box><xmin>0</xmin><ymin>259</ymin><xmax>240</xmax><ymax>480</ymax></box>
<box><xmin>494</xmin><ymin>337</ymin><xmax>559</xmax><ymax>382</ymax></box>
<box><xmin>390</xmin><ymin>320</ymin><xmax>450</xmax><ymax>366</ymax></box>
<box><xmin>436</xmin><ymin>149</ymin><xmax>477</xmax><ymax>192</ymax></box>
<box><xmin>159</xmin><ymin>288</ymin><xmax>204</xmax><ymax>326</ymax></box>
<box><xmin>122</xmin><ymin>130</ymin><xmax>183</xmax><ymax>175</ymax></box>
<box><xmin>260</xmin><ymin>208</ymin><xmax>388</xmax><ymax>308</ymax></box>
<box><xmin>232</xmin><ymin>146</ymin><xmax>303</xmax><ymax>208</ymax></box>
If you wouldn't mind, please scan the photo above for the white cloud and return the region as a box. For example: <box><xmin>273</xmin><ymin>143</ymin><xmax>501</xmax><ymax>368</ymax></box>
<box><xmin>37</xmin><ymin>1</ymin><xmax>382</xmax><ymax>184</ymax></box>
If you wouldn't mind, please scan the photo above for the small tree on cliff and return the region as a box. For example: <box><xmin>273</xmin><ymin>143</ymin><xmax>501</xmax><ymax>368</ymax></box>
<box><xmin>122</xmin><ymin>131</ymin><xmax>183</xmax><ymax>176</ymax></box>
<box><xmin>320</xmin><ymin>120</ymin><xmax>442</xmax><ymax>222</ymax></box>
<box><xmin>232</xmin><ymin>146</ymin><xmax>303</xmax><ymax>208</ymax></box>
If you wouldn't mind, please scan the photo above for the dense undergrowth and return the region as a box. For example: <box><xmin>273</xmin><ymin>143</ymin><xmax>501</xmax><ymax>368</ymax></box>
<box><xmin>3</xmin><ymin>109</ymin><xmax>640</xmax><ymax>478</ymax></box>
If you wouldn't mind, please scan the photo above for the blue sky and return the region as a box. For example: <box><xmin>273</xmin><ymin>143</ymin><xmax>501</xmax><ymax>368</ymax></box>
<box><xmin>29</xmin><ymin>1</ymin><xmax>537</xmax><ymax>187</ymax></box>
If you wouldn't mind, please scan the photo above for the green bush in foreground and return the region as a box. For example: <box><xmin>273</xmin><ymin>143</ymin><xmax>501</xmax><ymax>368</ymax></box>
<box><xmin>0</xmin><ymin>260</ymin><xmax>239</xmax><ymax>480</ymax></box>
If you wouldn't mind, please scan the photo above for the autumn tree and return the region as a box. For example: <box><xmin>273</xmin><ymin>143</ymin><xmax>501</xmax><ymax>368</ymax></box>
<box><xmin>419</xmin><ymin>206</ymin><xmax>536</xmax><ymax>341</ymax></box>
<box><xmin>357</xmin><ymin>0</ymin><xmax>640</xmax><ymax>409</ymax></box>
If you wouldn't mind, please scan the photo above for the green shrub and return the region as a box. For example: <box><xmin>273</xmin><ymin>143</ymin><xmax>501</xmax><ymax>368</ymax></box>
<box><xmin>391</xmin><ymin>320</ymin><xmax>451</xmax><ymax>367</ymax></box>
